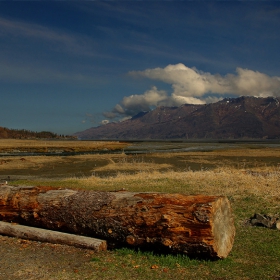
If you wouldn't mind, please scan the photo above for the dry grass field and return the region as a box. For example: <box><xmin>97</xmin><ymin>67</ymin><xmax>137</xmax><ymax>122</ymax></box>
<box><xmin>0</xmin><ymin>139</ymin><xmax>129</xmax><ymax>153</ymax></box>
<box><xmin>0</xmin><ymin>140</ymin><xmax>280</xmax><ymax>279</ymax></box>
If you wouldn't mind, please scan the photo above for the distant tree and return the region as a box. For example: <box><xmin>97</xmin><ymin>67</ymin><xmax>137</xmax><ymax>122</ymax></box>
<box><xmin>0</xmin><ymin>127</ymin><xmax>8</xmax><ymax>138</ymax></box>
<box><xmin>0</xmin><ymin>126</ymin><xmax>66</xmax><ymax>139</ymax></box>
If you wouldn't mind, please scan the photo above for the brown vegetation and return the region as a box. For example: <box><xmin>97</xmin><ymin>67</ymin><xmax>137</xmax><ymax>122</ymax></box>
<box><xmin>0</xmin><ymin>139</ymin><xmax>129</xmax><ymax>153</ymax></box>
<box><xmin>0</xmin><ymin>142</ymin><xmax>280</xmax><ymax>279</ymax></box>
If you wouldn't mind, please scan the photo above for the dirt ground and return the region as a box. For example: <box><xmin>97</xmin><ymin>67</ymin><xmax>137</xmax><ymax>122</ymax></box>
<box><xmin>0</xmin><ymin>235</ymin><xmax>99</xmax><ymax>280</ymax></box>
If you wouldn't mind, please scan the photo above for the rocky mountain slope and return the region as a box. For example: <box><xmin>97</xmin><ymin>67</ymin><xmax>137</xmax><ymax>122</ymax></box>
<box><xmin>74</xmin><ymin>96</ymin><xmax>280</xmax><ymax>140</ymax></box>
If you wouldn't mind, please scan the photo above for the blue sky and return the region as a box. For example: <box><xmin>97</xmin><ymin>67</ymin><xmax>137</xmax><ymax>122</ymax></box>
<box><xmin>0</xmin><ymin>1</ymin><xmax>280</xmax><ymax>135</ymax></box>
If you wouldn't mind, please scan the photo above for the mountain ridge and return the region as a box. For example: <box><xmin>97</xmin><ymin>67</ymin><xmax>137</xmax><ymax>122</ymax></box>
<box><xmin>74</xmin><ymin>96</ymin><xmax>280</xmax><ymax>140</ymax></box>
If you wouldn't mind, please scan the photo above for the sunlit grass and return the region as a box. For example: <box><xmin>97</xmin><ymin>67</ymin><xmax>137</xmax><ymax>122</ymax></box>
<box><xmin>12</xmin><ymin>167</ymin><xmax>280</xmax><ymax>218</ymax></box>
<box><xmin>92</xmin><ymin>157</ymin><xmax>172</xmax><ymax>172</ymax></box>
<box><xmin>66</xmin><ymin>167</ymin><xmax>280</xmax><ymax>197</ymax></box>
<box><xmin>0</xmin><ymin>139</ymin><xmax>129</xmax><ymax>153</ymax></box>
<box><xmin>4</xmin><ymin>145</ymin><xmax>280</xmax><ymax>279</ymax></box>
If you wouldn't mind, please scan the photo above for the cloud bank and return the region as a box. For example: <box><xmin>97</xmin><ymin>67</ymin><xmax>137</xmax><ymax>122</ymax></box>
<box><xmin>103</xmin><ymin>63</ymin><xmax>280</xmax><ymax>122</ymax></box>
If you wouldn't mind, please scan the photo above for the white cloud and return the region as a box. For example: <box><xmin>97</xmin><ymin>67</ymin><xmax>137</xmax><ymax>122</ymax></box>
<box><xmin>170</xmin><ymin>94</ymin><xmax>206</xmax><ymax>105</ymax></box>
<box><xmin>103</xmin><ymin>111</ymin><xmax>119</xmax><ymax>119</ymax></box>
<box><xmin>122</xmin><ymin>86</ymin><xmax>167</xmax><ymax>107</ymax></box>
<box><xmin>113</xmin><ymin>104</ymin><xmax>126</xmax><ymax>114</ymax></box>
<box><xmin>105</xmin><ymin>63</ymin><xmax>280</xmax><ymax>120</ymax></box>
<box><xmin>129</xmin><ymin>63</ymin><xmax>280</xmax><ymax>98</ymax></box>
<box><xmin>101</xmin><ymin>120</ymin><xmax>109</xmax><ymax>125</ymax></box>
<box><xmin>227</xmin><ymin>67</ymin><xmax>280</xmax><ymax>97</ymax></box>
<box><xmin>110</xmin><ymin>86</ymin><xmax>169</xmax><ymax>117</ymax></box>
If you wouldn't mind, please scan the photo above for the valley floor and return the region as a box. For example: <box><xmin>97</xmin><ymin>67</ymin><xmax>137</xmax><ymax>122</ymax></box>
<box><xmin>1</xmin><ymin>140</ymin><xmax>280</xmax><ymax>279</ymax></box>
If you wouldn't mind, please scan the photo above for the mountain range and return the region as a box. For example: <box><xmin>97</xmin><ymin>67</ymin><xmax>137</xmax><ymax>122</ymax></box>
<box><xmin>74</xmin><ymin>96</ymin><xmax>280</xmax><ymax>140</ymax></box>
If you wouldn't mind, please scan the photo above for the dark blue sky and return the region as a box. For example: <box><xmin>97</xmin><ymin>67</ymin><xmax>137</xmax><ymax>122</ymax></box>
<box><xmin>0</xmin><ymin>1</ymin><xmax>280</xmax><ymax>134</ymax></box>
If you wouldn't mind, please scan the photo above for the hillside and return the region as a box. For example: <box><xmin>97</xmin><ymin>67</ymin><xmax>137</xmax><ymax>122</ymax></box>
<box><xmin>74</xmin><ymin>96</ymin><xmax>280</xmax><ymax>140</ymax></box>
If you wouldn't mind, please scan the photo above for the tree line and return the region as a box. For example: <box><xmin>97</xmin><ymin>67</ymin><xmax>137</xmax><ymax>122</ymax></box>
<box><xmin>0</xmin><ymin>126</ymin><xmax>76</xmax><ymax>139</ymax></box>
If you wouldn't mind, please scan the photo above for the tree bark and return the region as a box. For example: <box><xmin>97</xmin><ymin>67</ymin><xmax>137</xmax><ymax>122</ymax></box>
<box><xmin>0</xmin><ymin>185</ymin><xmax>235</xmax><ymax>259</ymax></box>
<box><xmin>0</xmin><ymin>221</ymin><xmax>107</xmax><ymax>251</ymax></box>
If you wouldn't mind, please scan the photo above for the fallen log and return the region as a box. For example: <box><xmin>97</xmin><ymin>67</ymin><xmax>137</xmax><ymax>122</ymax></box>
<box><xmin>0</xmin><ymin>221</ymin><xmax>107</xmax><ymax>251</ymax></box>
<box><xmin>0</xmin><ymin>185</ymin><xmax>235</xmax><ymax>259</ymax></box>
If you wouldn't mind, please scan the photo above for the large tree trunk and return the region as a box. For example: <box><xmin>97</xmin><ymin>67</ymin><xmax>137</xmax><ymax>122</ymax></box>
<box><xmin>0</xmin><ymin>185</ymin><xmax>235</xmax><ymax>259</ymax></box>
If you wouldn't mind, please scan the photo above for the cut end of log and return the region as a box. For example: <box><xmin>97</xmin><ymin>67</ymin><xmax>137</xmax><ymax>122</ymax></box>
<box><xmin>212</xmin><ymin>197</ymin><xmax>236</xmax><ymax>258</ymax></box>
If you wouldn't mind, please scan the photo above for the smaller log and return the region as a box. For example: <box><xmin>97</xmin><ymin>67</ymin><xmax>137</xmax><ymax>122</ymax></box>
<box><xmin>0</xmin><ymin>221</ymin><xmax>107</xmax><ymax>251</ymax></box>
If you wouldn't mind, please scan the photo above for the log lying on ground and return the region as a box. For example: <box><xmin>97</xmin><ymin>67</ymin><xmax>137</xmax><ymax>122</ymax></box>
<box><xmin>0</xmin><ymin>221</ymin><xmax>107</xmax><ymax>251</ymax></box>
<box><xmin>0</xmin><ymin>185</ymin><xmax>235</xmax><ymax>259</ymax></box>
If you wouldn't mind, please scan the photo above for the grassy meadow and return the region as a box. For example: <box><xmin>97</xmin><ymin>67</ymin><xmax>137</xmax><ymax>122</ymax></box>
<box><xmin>0</xmin><ymin>139</ymin><xmax>129</xmax><ymax>153</ymax></box>
<box><xmin>0</xmin><ymin>140</ymin><xmax>280</xmax><ymax>279</ymax></box>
